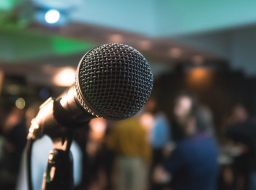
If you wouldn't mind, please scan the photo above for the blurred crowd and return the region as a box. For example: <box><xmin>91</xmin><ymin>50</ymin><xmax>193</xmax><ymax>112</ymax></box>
<box><xmin>1</xmin><ymin>92</ymin><xmax>256</xmax><ymax>190</ymax></box>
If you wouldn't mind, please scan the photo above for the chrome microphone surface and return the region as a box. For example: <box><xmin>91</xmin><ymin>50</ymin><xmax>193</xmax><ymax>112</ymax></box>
<box><xmin>75</xmin><ymin>43</ymin><xmax>154</xmax><ymax>120</ymax></box>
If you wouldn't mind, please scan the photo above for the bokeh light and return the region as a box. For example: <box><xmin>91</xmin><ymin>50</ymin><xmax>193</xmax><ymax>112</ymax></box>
<box><xmin>53</xmin><ymin>67</ymin><xmax>76</xmax><ymax>87</ymax></box>
<box><xmin>15</xmin><ymin>98</ymin><xmax>26</xmax><ymax>109</ymax></box>
<box><xmin>45</xmin><ymin>10</ymin><xmax>60</xmax><ymax>24</ymax></box>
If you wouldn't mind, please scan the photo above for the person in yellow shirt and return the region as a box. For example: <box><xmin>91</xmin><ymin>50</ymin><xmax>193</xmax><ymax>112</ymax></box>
<box><xmin>106</xmin><ymin>116</ymin><xmax>151</xmax><ymax>190</ymax></box>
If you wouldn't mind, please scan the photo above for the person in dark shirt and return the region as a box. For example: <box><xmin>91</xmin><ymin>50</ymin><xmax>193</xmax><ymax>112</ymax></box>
<box><xmin>154</xmin><ymin>93</ymin><xmax>219</xmax><ymax>190</ymax></box>
<box><xmin>163</xmin><ymin>133</ymin><xmax>219</xmax><ymax>190</ymax></box>
<box><xmin>225</xmin><ymin>105</ymin><xmax>256</xmax><ymax>190</ymax></box>
<box><xmin>0</xmin><ymin>107</ymin><xmax>27</xmax><ymax>190</ymax></box>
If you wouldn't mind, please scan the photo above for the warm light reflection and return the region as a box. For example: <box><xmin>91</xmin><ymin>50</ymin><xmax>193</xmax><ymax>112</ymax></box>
<box><xmin>29</xmin><ymin>120</ymin><xmax>39</xmax><ymax>133</ymax></box>
<box><xmin>169</xmin><ymin>48</ymin><xmax>182</xmax><ymax>58</ymax></box>
<box><xmin>187</xmin><ymin>68</ymin><xmax>213</xmax><ymax>87</ymax></box>
<box><xmin>89</xmin><ymin>118</ymin><xmax>107</xmax><ymax>141</ymax></box>
<box><xmin>138</xmin><ymin>40</ymin><xmax>152</xmax><ymax>50</ymax></box>
<box><xmin>189</xmin><ymin>68</ymin><xmax>209</xmax><ymax>80</ymax></box>
<box><xmin>140</xmin><ymin>113</ymin><xmax>154</xmax><ymax>132</ymax></box>
<box><xmin>53</xmin><ymin>67</ymin><xmax>76</xmax><ymax>87</ymax></box>
<box><xmin>108</xmin><ymin>34</ymin><xmax>123</xmax><ymax>43</ymax></box>
<box><xmin>35</xmin><ymin>98</ymin><xmax>54</xmax><ymax>124</ymax></box>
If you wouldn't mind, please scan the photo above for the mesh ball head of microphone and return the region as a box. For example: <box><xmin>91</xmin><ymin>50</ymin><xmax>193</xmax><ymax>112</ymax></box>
<box><xmin>75</xmin><ymin>43</ymin><xmax>154</xmax><ymax>120</ymax></box>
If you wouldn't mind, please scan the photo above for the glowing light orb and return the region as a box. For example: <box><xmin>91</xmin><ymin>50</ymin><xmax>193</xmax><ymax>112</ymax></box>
<box><xmin>15</xmin><ymin>98</ymin><xmax>26</xmax><ymax>109</ymax></box>
<box><xmin>45</xmin><ymin>10</ymin><xmax>60</xmax><ymax>24</ymax></box>
<box><xmin>53</xmin><ymin>67</ymin><xmax>76</xmax><ymax>87</ymax></box>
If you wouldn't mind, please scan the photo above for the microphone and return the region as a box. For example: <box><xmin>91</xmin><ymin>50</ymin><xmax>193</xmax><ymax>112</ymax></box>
<box><xmin>30</xmin><ymin>43</ymin><xmax>153</xmax><ymax>138</ymax></box>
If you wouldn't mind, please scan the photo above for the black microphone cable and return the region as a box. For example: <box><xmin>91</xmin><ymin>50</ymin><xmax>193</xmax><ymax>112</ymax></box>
<box><xmin>27</xmin><ymin>138</ymin><xmax>34</xmax><ymax>190</ymax></box>
<box><xmin>27</xmin><ymin>118</ymin><xmax>43</xmax><ymax>190</ymax></box>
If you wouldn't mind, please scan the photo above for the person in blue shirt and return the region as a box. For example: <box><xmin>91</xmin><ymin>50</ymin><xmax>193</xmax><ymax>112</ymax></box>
<box><xmin>143</xmin><ymin>98</ymin><xmax>171</xmax><ymax>190</ymax></box>
<box><xmin>154</xmin><ymin>93</ymin><xmax>219</xmax><ymax>190</ymax></box>
<box><xmin>150</xmin><ymin>113</ymin><xmax>170</xmax><ymax>150</ymax></box>
<box><xmin>145</xmin><ymin>98</ymin><xmax>171</xmax><ymax>165</ymax></box>
<box><xmin>163</xmin><ymin>131</ymin><xmax>219</xmax><ymax>190</ymax></box>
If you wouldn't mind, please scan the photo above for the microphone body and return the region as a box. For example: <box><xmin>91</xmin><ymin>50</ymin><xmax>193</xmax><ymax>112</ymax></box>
<box><xmin>27</xmin><ymin>43</ymin><xmax>153</xmax><ymax>190</ymax></box>
<box><xmin>29</xmin><ymin>43</ymin><xmax>153</xmax><ymax>139</ymax></box>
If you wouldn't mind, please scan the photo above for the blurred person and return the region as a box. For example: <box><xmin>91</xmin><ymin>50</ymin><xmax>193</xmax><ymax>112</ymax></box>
<box><xmin>0</xmin><ymin>106</ymin><xmax>27</xmax><ymax>189</ymax></box>
<box><xmin>0</xmin><ymin>135</ymin><xmax>5</xmax><ymax>160</ymax></box>
<box><xmin>225</xmin><ymin>104</ymin><xmax>256</xmax><ymax>190</ymax></box>
<box><xmin>106</xmin><ymin>115</ymin><xmax>151</xmax><ymax>190</ymax></box>
<box><xmin>72</xmin><ymin>124</ymin><xmax>91</xmax><ymax>190</ymax></box>
<box><xmin>0</xmin><ymin>106</ymin><xmax>5</xmax><ymax>162</ymax></box>
<box><xmin>101</xmin><ymin>120</ymin><xmax>116</xmax><ymax>190</ymax></box>
<box><xmin>142</xmin><ymin>98</ymin><xmax>171</xmax><ymax>190</ymax></box>
<box><xmin>0</xmin><ymin>134</ymin><xmax>8</xmax><ymax>188</ymax></box>
<box><xmin>144</xmin><ymin>98</ymin><xmax>171</xmax><ymax>165</ymax></box>
<box><xmin>171</xmin><ymin>92</ymin><xmax>198</xmax><ymax>142</ymax></box>
<box><xmin>197</xmin><ymin>105</ymin><xmax>215</xmax><ymax>137</ymax></box>
<box><xmin>86</xmin><ymin>118</ymin><xmax>113</xmax><ymax>190</ymax></box>
<box><xmin>154</xmin><ymin>93</ymin><xmax>219</xmax><ymax>190</ymax></box>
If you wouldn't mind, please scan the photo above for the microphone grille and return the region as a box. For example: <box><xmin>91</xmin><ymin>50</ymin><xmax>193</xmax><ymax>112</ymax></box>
<box><xmin>76</xmin><ymin>43</ymin><xmax>153</xmax><ymax>120</ymax></box>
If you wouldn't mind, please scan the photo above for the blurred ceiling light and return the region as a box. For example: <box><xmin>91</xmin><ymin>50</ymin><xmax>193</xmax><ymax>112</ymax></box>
<box><xmin>90</xmin><ymin>118</ymin><xmax>107</xmax><ymax>134</ymax></box>
<box><xmin>16</xmin><ymin>98</ymin><xmax>26</xmax><ymax>109</ymax></box>
<box><xmin>45</xmin><ymin>10</ymin><xmax>60</xmax><ymax>24</ymax></box>
<box><xmin>138</xmin><ymin>40</ymin><xmax>152</xmax><ymax>50</ymax></box>
<box><xmin>169</xmin><ymin>48</ymin><xmax>182</xmax><ymax>58</ymax></box>
<box><xmin>8</xmin><ymin>84</ymin><xmax>20</xmax><ymax>95</ymax></box>
<box><xmin>108</xmin><ymin>34</ymin><xmax>123</xmax><ymax>43</ymax></box>
<box><xmin>53</xmin><ymin>67</ymin><xmax>76</xmax><ymax>87</ymax></box>
<box><xmin>186</xmin><ymin>67</ymin><xmax>213</xmax><ymax>87</ymax></box>
<box><xmin>192</xmin><ymin>55</ymin><xmax>204</xmax><ymax>65</ymax></box>
<box><xmin>189</xmin><ymin>68</ymin><xmax>208</xmax><ymax>80</ymax></box>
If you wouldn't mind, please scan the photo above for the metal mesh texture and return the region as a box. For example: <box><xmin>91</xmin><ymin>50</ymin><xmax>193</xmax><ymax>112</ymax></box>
<box><xmin>76</xmin><ymin>43</ymin><xmax>153</xmax><ymax>120</ymax></box>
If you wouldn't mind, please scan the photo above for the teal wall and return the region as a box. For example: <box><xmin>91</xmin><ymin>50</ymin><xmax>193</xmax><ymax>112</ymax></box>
<box><xmin>0</xmin><ymin>28</ymin><xmax>94</xmax><ymax>62</ymax></box>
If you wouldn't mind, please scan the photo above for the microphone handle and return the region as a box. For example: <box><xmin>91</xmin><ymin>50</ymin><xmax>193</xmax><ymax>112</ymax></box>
<box><xmin>32</xmin><ymin>85</ymin><xmax>94</xmax><ymax>139</ymax></box>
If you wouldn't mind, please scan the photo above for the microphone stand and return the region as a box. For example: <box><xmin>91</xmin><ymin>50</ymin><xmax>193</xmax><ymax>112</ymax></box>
<box><xmin>27</xmin><ymin>97</ymin><xmax>92</xmax><ymax>190</ymax></box>
<box><xmin>27</xmin><ymin>120</ymin><xmax>75</xmax><ymax>190</ymax></box>
<box><xmin>42</xmin><ymin>130</ymin><xmax>74</xmax><ymax>190</ymax></box>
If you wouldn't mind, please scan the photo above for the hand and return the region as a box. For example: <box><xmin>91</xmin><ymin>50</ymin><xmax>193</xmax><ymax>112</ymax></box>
<box><xmin>153</xmin><ymin>165</ymin><xmax>171</xmax><ymax>183</ymax></box>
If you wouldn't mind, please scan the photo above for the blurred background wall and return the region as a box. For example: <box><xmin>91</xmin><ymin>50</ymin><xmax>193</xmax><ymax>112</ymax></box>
<box><xmin>0</xmin><ymin>0</ymin><xmax>256</xmax><ymax>136</ymax></box>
